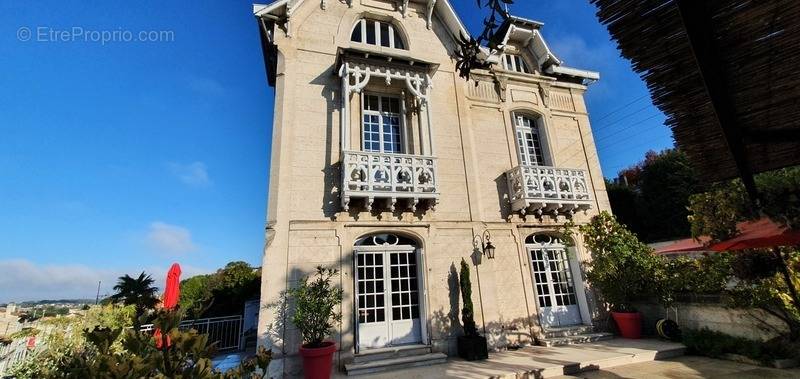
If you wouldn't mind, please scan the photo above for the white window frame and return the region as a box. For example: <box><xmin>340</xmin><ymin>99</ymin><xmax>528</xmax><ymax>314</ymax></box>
<box><xmin>352</xmin><ymin>19</ymin><xmax>405</xmax><ymax>50</ymax></box>
<box><xmin>361</xmin><ymin>93</ymin><xmax>405</xmax><ymax>154</ymax></box>
<box><xmin>513</xmin><ymin>112</ymin><xmax>547</xmax><ymax>166</ymax></box>
<box><xmin>502</xmin><ymin>54</ymin><xmax>531</xmax><ymax>74</ymax></box>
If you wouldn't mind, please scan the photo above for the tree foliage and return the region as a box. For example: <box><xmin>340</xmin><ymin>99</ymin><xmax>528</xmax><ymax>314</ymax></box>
<box><xmin>287</xmin><ymin>266</ymin><xmax>343</xmax><ymax>348</ymax></box>
<box><xmin>608</xmin><ymin>149</ymin><xmax>699</xmax><ymax>242</ymax></box>
<box><xmin>179</xmin><ymin>274</ymin><xmax>213</xmax><ymax>318</ymax></box>
<box><xmin>688</xmin><ymin>166</ymin><xmax>800</xmax><ymax>241</ymax></box>
<box><xmin>577</xmin><ymin>212</ymin><xmax>662</xmax><ymax>312</ymax></box>
<box><xmin>110</xmin><ymin>272</ymin><xmax>160</xmax><ymax>332</ymax></box>
<box><xmin>179</xmin><ymin>262</ymin><xmax>261</xmax><ymax>319</ymax></box>
<box><xmin>459</xmin><ymin>259</ymin><xmax>479</xmax><ymax>337</ymax></box>
<box><xmin>656</xmin><ymin>253</ymin><xmax>733</xmax><ymax>306</ymax></box>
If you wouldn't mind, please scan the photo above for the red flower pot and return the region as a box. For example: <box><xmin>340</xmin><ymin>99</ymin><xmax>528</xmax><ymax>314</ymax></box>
<box><xmin>611</xmin><ymin>311</ymin><xmax>642</xmax><ymax>339</ymax></box>
<box><xmin>299</xmin><ymin>341</ymin><xmax>336</xmax><ymax>379</ymax></box>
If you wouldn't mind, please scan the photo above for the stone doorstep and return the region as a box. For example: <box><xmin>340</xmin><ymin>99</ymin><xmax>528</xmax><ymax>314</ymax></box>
<box><xmin>350</xmin><ymin>344</ymin><xmax>432</xmax><ymax>364</ymax></box>
<box><xmin>537</xmin><ymin>332</ymin><xmax>614</xmax><ymax>347</ymax></box>
<box><xmin>344</xmin><ymin>352</ymin><xmax>448</xmax><ymax>376</ymax></box>
<box><xmin>542</xmin><ymin>325</ymin><xmax>596</xmax><ymax>339</ymax></box>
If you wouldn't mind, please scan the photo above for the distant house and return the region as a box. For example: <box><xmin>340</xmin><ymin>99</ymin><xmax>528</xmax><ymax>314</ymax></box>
<box><xmin>254</xmin><ymin>0</ymin><xmax>610</xmax><ymax>375</ymax></box>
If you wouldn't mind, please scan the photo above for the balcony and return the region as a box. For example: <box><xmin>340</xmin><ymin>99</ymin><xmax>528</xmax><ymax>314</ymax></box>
<box><xmin>505</xmin><ymin>165</ymin><xmax>593</xmax><ymax>216</ymax></box>
<box><xmin>341</xmin><ymin>150</ymin><xmax>439</xmax><ymax>212</ymax></box>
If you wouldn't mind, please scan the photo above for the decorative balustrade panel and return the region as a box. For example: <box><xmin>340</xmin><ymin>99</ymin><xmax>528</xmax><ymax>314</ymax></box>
<box><xmin>342</xmin><ymin>151</ymin><xmax>438</xmax><ymax>210</ymax></box>
<box><xmin>506</xmin><ymin>165</ymin><xmax>592</xmax><ymax>215</ymax></box>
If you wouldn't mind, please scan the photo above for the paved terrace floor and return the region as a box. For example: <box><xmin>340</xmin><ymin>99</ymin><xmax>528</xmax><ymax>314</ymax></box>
<box><xmin>553</xmin><ymin>355</ymin><xmax>800</xmax><ymax>378</ymax></box>
<box><xmin>333</xmin><ymin>339</ymin><xmax>798</xmax><ymax>378</ymax></box>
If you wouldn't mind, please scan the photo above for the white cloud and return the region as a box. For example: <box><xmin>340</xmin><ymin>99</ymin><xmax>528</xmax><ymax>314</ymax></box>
<box><xmin>168</xmin><ymin>161</ymin><xmax>211</xmax><ymax>187</ymax></box>
<box><xmin>185</xmin><ymin>75</ymin><xmax>226</xmax><ymax>97</ymax></box>
<box><xmin>145</xmin><ymin>221</ymin><xmax>197</xmax><ymax>255</ymax></box>
<box><xmin>0</xmin><ymin>259</ymin><xmax>212</xmax><ymax>303</ymax></box>
<box><xmin>548</xmin><ymin>34</ymin><xmax>616</xmax><ymax>73</ymax></box>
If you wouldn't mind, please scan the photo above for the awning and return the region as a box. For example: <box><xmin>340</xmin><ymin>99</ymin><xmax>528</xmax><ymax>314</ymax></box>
<box><xmin>652</xmin><ymin>218</ymin><xmax>800</xmax><ymax>255</ymax></box>
<box><xmin>709</xmin><ymin>219</ymin><xmax>800</xmax><ymax>252</ymax></box>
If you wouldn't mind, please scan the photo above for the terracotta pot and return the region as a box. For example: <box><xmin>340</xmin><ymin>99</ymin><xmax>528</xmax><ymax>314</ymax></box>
<box><xmin>611</xmin><ymin>311</ymin><xmax>642</xmax><ymax>339</ymax></box>
<box><xmin>299</xmin><ymin>341</ymin><xmax>336</xmax><ymax>379</ymax></box>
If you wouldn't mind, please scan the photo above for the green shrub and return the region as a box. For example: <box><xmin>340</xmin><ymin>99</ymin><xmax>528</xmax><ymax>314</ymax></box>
<box><xmin>577</xmin><ymin>211</ymin><xmax>663</xmax><ymax>312</ymax></box>
<box><xmin>459</xmin><ymin>259</ymin><xmax>479</xmax><ymax>337</ymax></box>
<box><xmin>288</xmin><ymin>266</ymin><xmax>343</xmax><ymax>348</ymax></box>
<box><xmin>9</xmin><ymin>309</ymin><xmax>272</xmax><ymax>378</ymax></box>
<box><xmin>683</xmin><ymin>328</ymin><xmax>798</xmax><ymax>364</ymax></box>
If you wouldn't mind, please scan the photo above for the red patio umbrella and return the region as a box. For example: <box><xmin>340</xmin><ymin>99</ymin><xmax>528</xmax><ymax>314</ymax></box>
<box><xmin>709</xmin><ymin>219</ymin><xmax>800</xmax><ymax>251</ymax></box>
<box><xmin>155</xmin><ymin>263</ymin><xmax>182</xmax><ymax>349</ymax></box>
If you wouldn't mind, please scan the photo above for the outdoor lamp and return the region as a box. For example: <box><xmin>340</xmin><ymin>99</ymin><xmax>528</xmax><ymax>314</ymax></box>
<box><xmin>474</xmin><ymin>230</ymin><xmax>496</xmax><ymax>259</ymax></box>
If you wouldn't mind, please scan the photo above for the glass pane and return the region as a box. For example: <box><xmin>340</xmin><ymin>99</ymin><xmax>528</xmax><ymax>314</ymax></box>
<box><xmin>366</xmin><ymin>21</ymin><xmax>376</xmax><ymax>45</ymax></box>
<box><xmin>380</xmin><ymin>22</ymin><xmax>390</xmax><ymax>47</ymax></box>
<box><xmin>366</xmin><ymin>95</ymin><xmax>379</xmax><ymax>111</ymax></box>
<box><xmin>351</xmin><ymin>22</ymin><xmax>362</xmax><ymax>42</ymax></box>
<box><xmin>394</xmin><ymin>31</ymin><xmax>405</xmax><ymax>49</ymax></box>
<box><xmin>517</xmin><ymin>56</ymin><xmax>530</xmax><ymax>73</ymax></box>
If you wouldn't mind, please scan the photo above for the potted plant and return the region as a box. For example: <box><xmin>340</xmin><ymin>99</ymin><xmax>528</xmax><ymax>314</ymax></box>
<box><xmin>288</xmin><ymin>266</ymin><xmax>343</xmax><ymax>379</ymax></box>
<box><xmin>579</xmin><ymin>212</ymin><xmax>662</xmax><ymax>339</ymax></box>
<box><xmin>457</xmin><ymin>259</ymin><xmax>488</xmax><ymax>360</ymax></box>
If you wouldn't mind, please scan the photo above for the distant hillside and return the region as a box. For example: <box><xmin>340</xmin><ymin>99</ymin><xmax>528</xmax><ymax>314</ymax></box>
<box><xmin>8</xmin><ymin>299</ymin><xmax>94</xmax><ymax>307</ymax></box>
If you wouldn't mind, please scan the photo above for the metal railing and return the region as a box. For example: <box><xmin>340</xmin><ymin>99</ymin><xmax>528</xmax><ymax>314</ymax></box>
<box><xmin>341</xmin><ymin>150</ymin><xmax>439</xmax><ymax>211</ymax></box>
<box><xmin>141</xmin><ymin>315</ymin><xmax>244</xmax><ymax>352</ymax></box>
<box><xmin>506</xmin><ymin>165</ymin><xmax>593</xmax><ymax>215</ymax></box>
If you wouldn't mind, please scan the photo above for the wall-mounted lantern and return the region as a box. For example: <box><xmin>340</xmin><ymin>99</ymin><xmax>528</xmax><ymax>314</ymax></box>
<box><xmin>473</xmin><ymin>230</ymin><xmax>496</xmax><ymax>260</ymax></box>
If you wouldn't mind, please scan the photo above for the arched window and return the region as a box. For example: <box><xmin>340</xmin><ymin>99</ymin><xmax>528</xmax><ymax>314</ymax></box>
<box><xmin>513</xmin><ymin>112</ymin><xmax>547</xmax><ymax>166</ymax></box>
<box><xmin>351</xmin><ymin>19</ymin><xmax>406</xmax><ymax>50</ymax></box>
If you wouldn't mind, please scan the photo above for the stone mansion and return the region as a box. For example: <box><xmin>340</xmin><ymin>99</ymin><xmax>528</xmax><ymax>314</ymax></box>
<box><xmin>254</xmin><ymin>0</ymin><xmax>611</xmax><ymax>375</ymax></box>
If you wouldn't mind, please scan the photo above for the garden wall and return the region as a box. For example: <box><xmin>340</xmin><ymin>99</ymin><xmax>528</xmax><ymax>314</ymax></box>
<box><xmin>635</xmin><ymin>301</ymin><xmax>789</xmax><ymax>341</ymax></box>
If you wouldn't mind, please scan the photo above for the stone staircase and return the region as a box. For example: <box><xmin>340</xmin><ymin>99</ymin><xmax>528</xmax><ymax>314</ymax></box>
<box><xmin>344</xmin><ymin>344</ymin><xmax>447</xmax><ymax>376</ymax></box>
<box><xmin>537</xmin><ymin>325</ymin><xmax>614</xmax><ymax>347</ymax></box>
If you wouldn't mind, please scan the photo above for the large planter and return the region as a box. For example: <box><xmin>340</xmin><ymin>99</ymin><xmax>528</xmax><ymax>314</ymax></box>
<box><xmin>612</xmin><ymin>311</ymin><xmax>642</xmax><ymax>339</ymax></box>
<box><xmin>457</xmin><ymin>335</ymin><xmax>488</xmax><ymax>361</ymax></box>
<box><xmin>299</xmin><ymin>341</ymin><xmax>336</xmax><ymax>379</ymax></box>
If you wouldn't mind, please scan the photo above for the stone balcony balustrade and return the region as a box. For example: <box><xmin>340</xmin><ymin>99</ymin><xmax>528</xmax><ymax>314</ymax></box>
<box><xmin>341</xmin><ymin>150</ymin><xmax>439</xmax><ymax>212</ymax></box>
<box><xmin>506</xmin><ymin>165</ymin><xmax>593</xmax><ymax>216</ymax></box>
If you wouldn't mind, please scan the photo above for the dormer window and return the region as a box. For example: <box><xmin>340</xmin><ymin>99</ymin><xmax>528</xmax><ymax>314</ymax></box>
<box><xmin>351</xmin><ymin>19</ymin><xmax>406</xmax><ymax>50</ymax></box>
<box><xmin>502</xmin><ymin>54</ymin><xmax>531</xmax><ymax>74</ymax></box>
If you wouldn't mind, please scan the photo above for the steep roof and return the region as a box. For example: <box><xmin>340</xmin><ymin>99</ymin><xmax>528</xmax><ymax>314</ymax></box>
<box><xmin>253</xmin><ymin>0</ymin><xmax>598</xmax><ymax>82</ymax></box>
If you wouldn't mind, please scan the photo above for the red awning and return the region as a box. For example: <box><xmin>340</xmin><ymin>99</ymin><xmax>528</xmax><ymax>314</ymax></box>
<box><xmin>709</xmin><ymin>219</ymin><xmax>800</xmax><ymax>251</ymax></box>
<box><xmin>653</xmin><ymin>237</ymin><xmax>709</xmax><ymax>255</ymax></box>
<box><xmin>653</xmin><ymin>218</ymin><xmax>800</xmax><ymax>255</ymax></box>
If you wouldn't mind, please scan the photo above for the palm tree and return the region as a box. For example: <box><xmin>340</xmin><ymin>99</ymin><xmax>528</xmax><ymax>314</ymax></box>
<box><xmin>110</xmin><ymin>272</ymin><xmax>160</xmax><ymax>331</ymax></box>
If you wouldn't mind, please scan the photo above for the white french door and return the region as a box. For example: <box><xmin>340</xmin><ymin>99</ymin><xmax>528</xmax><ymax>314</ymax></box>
<box><xmin>528</xmin><ymin>237</ymin><xmax>582</xmax><ymax>328</ymax></box>
<box><xmin>355</xmin><ymin>249</ymin><xmax>422</xmax><ymax>350</ymax></box>
<box><xmin>514</xmin><ymin>113</ymin><xmax>546</xmax><ymax>166</ymax></box>
<box><xmin>362</xmin><ymin>94</ymin><xmax>403</xmax><ymax>154</ymax></box>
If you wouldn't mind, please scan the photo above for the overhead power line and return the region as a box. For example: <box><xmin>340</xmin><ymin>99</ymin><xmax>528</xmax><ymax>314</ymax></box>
<box><xmin>590</xmin><ymin>94</ymin><xmax>649</xmax><ymax>123</ymax></box>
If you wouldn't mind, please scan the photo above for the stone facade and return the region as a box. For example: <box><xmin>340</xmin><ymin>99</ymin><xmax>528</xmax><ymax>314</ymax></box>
<box><xmin>254</xmin><ymin>0</ymin><xmax>610</xmax><ymax>376</ymax></box>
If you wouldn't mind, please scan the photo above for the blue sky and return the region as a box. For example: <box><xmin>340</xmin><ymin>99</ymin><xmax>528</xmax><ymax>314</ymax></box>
<box><xmin>0</xmin><ymin>1</ymin><xmax>672</xmax><ymax>303</ymax></box>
